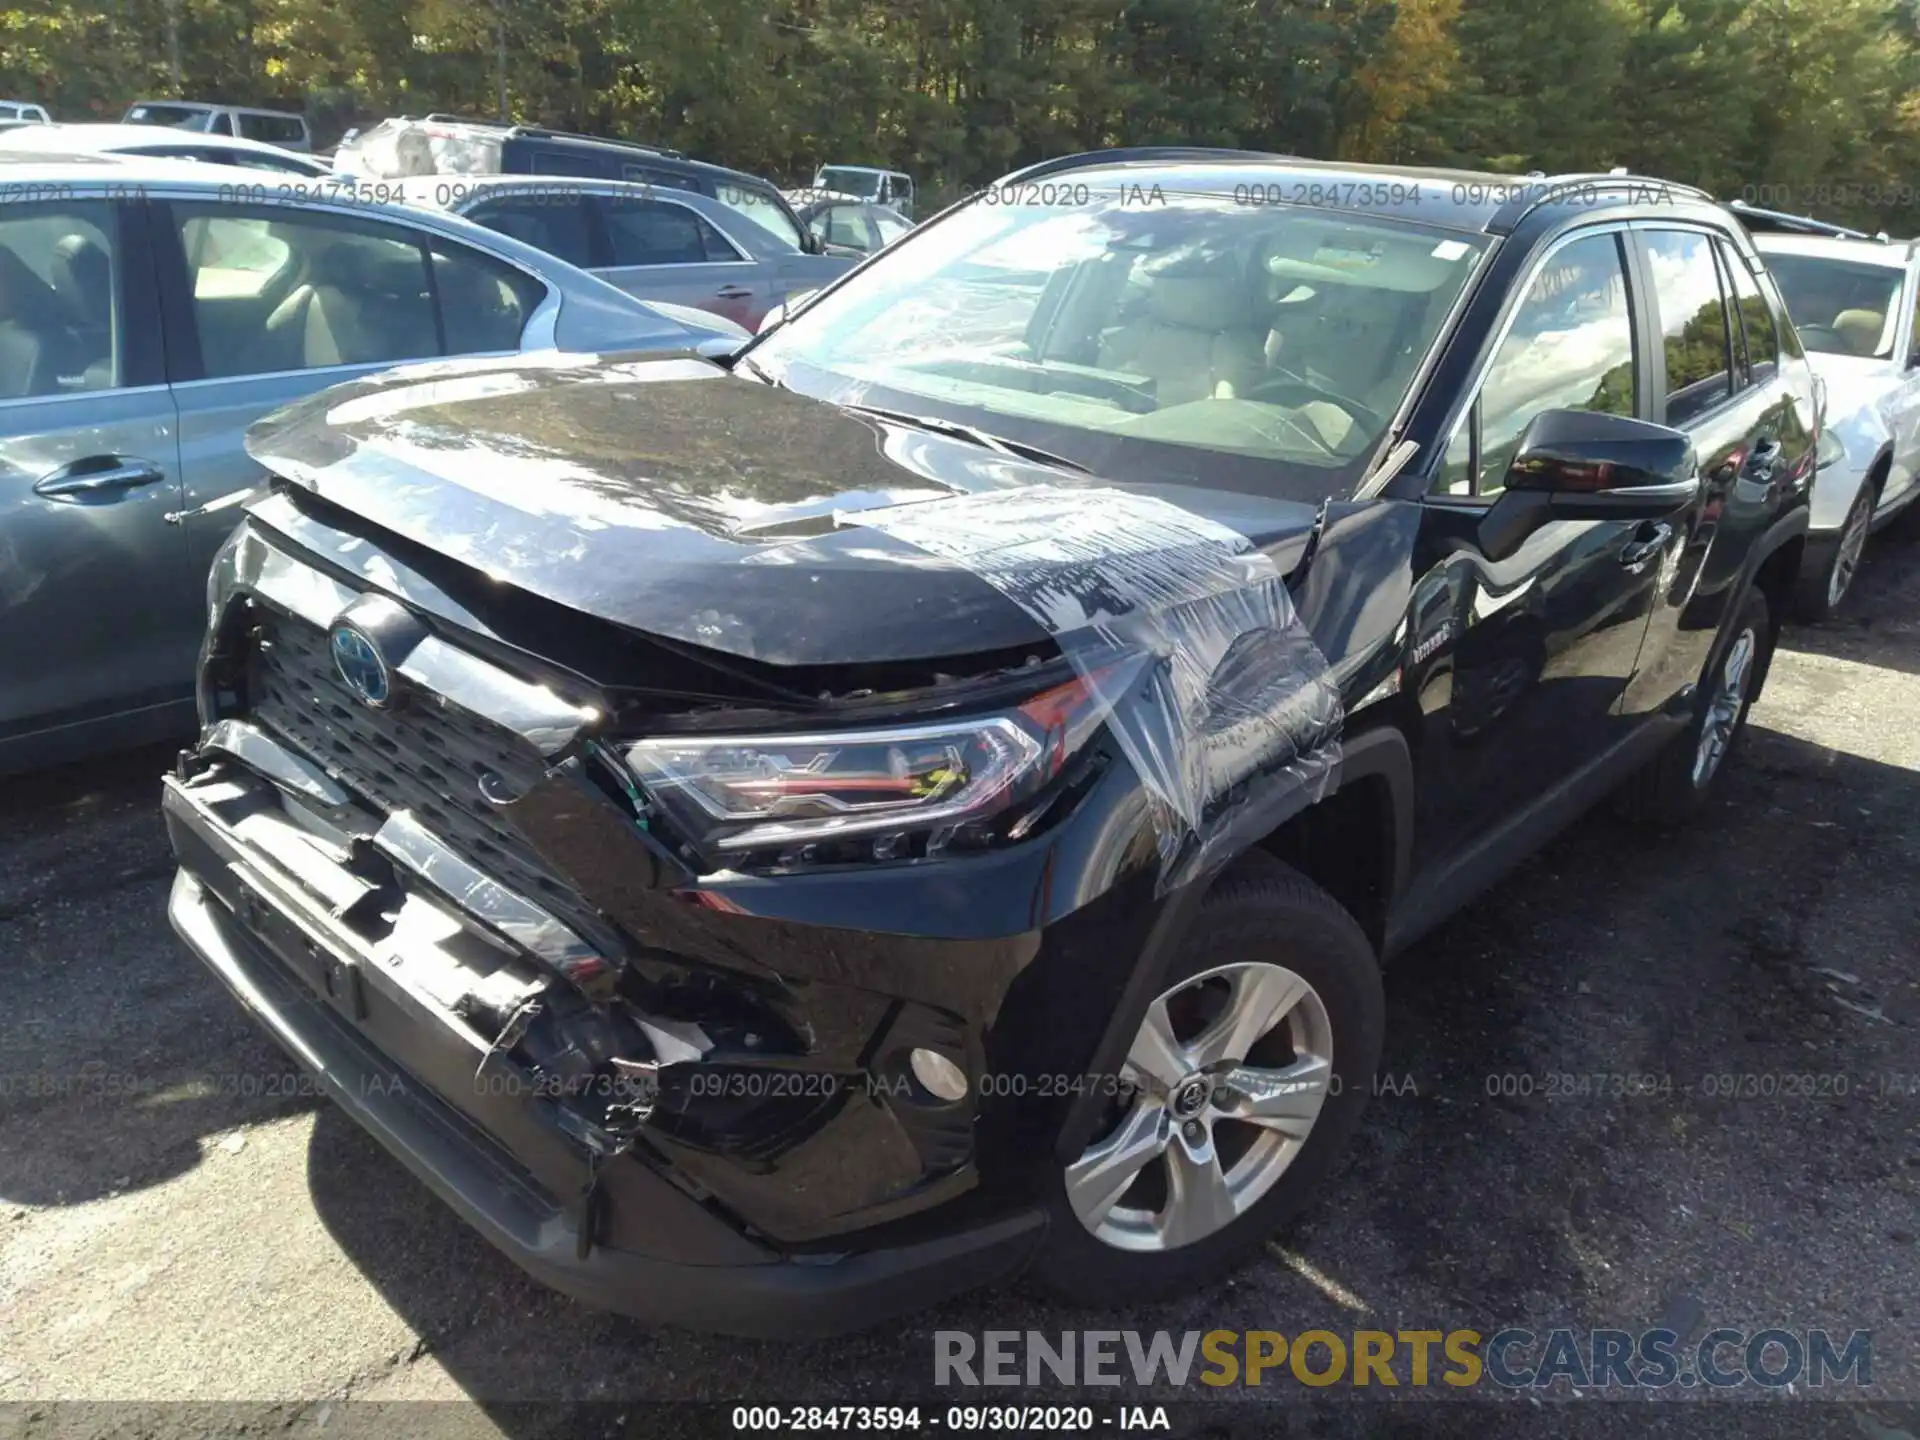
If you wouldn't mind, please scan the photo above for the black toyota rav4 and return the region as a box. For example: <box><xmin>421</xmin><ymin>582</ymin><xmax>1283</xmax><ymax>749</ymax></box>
<box><xmin>162</xmin><ymin>151</ymin><xmax>1816</xmax><ymax>1337</ymax></box>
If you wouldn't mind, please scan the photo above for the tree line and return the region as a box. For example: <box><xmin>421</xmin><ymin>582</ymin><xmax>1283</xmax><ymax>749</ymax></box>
<box><xmin>9</xmin><ymin>0</ymin><xmax>1920</xmax><ymax>231</ymax></box>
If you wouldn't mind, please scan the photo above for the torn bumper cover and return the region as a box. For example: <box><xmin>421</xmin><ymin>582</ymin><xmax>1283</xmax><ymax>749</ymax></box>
<box><xmin>162</xmin><ymin>775</ymin><xmax>1042</xmax><ymax>1339</ymax></box>
<box><xmin>162</xmin><ymin>474</ymin><xmax>1343</xmax><ymax>1331</ymax></box>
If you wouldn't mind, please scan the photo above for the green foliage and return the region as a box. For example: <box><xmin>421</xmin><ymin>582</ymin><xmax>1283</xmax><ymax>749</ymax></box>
<box><xmin>6</xmin><ymin>0</ymin><xmax>1920</xmax><ymax>229</ymax></box>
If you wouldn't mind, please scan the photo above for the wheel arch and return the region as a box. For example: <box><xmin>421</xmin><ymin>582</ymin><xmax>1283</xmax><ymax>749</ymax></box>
<box><xmin>1053</xmin><ymin>710</ymin><xmax>1413</xmax><ymax>1164</ymax></box>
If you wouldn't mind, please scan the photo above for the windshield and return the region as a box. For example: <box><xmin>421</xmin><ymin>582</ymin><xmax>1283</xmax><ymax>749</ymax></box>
<box><xmin>817</xmin><ymin>167</ymin><xmax>883</xmax><ymax>200</ymax></box>
<box><xmin>125</xmin><ymin>103</ymin><xmax>211</xmax><ymax>129</ymax></box>
<box><xmin>1762</xmin><ymin>252</ymin><xmax>1905</xmax><ymax>359</ymax></box>
<box><xmin>751</xmin><ymin>187</ymin><xmax>1488</xmax><ymax>499</ymax></box>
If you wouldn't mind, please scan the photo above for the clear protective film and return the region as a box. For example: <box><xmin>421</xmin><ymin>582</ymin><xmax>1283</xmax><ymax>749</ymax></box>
<box><xmin>856</xmin><ymin>485</ymin><xmax>1344</xmax><ymax>894</ymax></box>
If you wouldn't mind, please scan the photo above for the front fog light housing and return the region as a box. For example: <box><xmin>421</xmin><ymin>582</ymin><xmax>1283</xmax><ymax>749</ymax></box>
<box><xmin>909</xmin><ymin>1048</ymin><xmax>969</xmax><ymax>1102</ymax></box>
<box><xmin>622</xmin><ymin>677</ymin><xmax>1102</xmax><ymax>857</ymax></box>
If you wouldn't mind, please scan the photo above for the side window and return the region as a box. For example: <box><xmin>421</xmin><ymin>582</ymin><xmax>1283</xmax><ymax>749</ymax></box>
<box><xmin>1436</xmin><ymin>416</ymin><xmax>1474</xmax><ymax>496</ymax></box>
<box><xmin>825</xmin><ymin>206</ymin><xmax>869</xmax><ymax>250</ymax></box>
<box><xmin>532</xmin><ymin>149</ymin><xmax>615</xmax><ymax>180</ymax></box>
<box><xmin>621</xmin><ymin>165</ymin><xmax>701</xmax><ymax>193</ymax></box>
<box><xmin>596</xmin><ymin>197</ymin><xmax>734</xmax><ymax>266</ymax></box>
<box><xmin>467</xmin><ymin>196</ymin><xmax>595</xmax><ymax>269</ymax></box>
<box><xmin>1471</xmin><ymin>232</ymin><xmax>1637</xmax><ymax>496</ymax></box>
<box><xmin>1908</xmin><ymin>273</ymin><xmax>1920</xmax><ymax>366</ymax></box>
<box><xmin>0</xmin><ymin>203</ymin><xmax>119</xmax><ymax>399</ymax></box>
<box><xmin>1643</xmin><ymin>230</ymin><xmax>1734</xmax><ymax>426</ymax></box>
<box><xmin>430</xmin><ymin>242</ymin><xmax>545</xmax><ymax>354</ymax></box>
<box><xmin>172</xmin><ymin>206</ymin><xmax>436</xmax><ymax>378</ymax></box>
<box><xmin>1723</xmin><ymin>243</ymin><xmax>1779</xmax><ymax>387</ymax></box>
<box><xmin>873</xmin><ymin>212</ymin><xmax>912</xmax><ymax>245</ymax></box>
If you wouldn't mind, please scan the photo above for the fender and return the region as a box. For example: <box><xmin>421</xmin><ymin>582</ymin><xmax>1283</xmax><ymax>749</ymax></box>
<box><xmin>1051</xmin><ymin>721</ymin><xmax>1413</xmax><ymax>1164</ymax></box>
<box><xmin>1733</xmin><ymin>503</ymin><xmax>1812</xmax><ymax>606</ymax></box>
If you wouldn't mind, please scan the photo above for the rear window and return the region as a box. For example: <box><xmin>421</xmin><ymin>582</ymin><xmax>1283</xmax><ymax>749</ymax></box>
<box><xmin>710</xmin><ymin>182</ymin><xmax>805</xmax><ymax>253</ymax></box>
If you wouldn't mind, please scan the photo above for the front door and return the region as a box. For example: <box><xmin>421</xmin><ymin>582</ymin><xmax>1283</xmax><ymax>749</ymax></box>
<box><xmin>1409</xmin><ymin>227</ymin><xmax>1679</xmax><ymax>869</ymax></box>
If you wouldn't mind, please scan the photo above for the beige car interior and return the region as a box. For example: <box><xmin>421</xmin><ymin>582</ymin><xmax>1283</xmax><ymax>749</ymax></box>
<box><xmin>0</xmin><ymin>221</ymin><xmax>113</xmax><ymax>399</ymax></box>
<box><xmin>258</xmin><ymin>239</ymin><xmax>433</xmax><ymax>371</ymax></box>
<box><xmin>1831</xmin><ymin>307</ymin><xmax>1887</xmax><ymax>357</ymax></box>
<box><xmin>1092</xmin><ymin>243</ymin><xmax>1445</xmax><ymax>455</ymax></box>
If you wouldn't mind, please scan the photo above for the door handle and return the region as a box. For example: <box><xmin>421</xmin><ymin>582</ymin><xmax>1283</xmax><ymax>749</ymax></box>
<box><xmin>713</xmin><ymin>284</ymin><xmax>754</xmax><ymax>299</ymax></box>
<box><xmin>32</xmin><ymin>457</ymin><xmax>167</xmax><ymax>499</ymax></box>
<box><xmin>1619</xmin><ymin>521</ymin><xmax>1673</xmax><ymax>572</ymax></box>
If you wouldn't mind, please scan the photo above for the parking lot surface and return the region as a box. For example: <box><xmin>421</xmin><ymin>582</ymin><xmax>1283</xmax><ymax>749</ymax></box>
<box><xmin>2</xmin><ymin>539</ymin><xmax>1917</xmax><ymax>1439</ymax></box>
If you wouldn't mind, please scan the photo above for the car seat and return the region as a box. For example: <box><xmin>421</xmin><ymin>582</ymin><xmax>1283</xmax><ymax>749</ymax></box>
<box><xmin>1832</xmin><ymin>308</ymin><xmax>1885</xmax><ymax>357</ymax></box>
<box><xmin>49</xmin><ymin>234</ymin><xmax>114</xmax><ymax>389</ymax></box>
<box><xmin>1097</xmin><ymin>266</ymin><xmax>1266</xmax><ymax>405</ymax></box>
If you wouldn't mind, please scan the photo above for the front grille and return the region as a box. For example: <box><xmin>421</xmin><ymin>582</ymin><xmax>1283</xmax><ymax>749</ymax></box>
<box><xmin>245</xmin><ymin>608</ymin><xmax>618</xmax><ymax>952</ymax></box>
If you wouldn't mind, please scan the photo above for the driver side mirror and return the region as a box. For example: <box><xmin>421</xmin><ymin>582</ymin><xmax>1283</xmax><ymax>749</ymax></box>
<box><xmin>1479</xmin><ymin>409</ymin><xmax>1700</xmax><ymax>561</ymax></box>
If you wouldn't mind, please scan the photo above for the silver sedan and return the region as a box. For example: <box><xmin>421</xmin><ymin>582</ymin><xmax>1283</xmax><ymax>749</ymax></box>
<box><xmin>0</xmin><ymin>154</ymin><xmax>749</xmax><ymax>773</ymax></box>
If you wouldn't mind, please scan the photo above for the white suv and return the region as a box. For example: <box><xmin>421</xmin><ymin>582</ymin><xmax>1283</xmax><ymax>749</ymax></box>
<box><xmin>1739</xmin><ymin>205</ymin><xmax>1920</xmax><ymax>617</ymax></box>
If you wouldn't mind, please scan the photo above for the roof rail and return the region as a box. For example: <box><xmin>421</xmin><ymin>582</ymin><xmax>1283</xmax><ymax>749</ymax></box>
<box><xmin>997</xmin><ymin>146</ymin><xmax>1290</xmax><ymax>186</ymax></box>
<box><xmin>422</xmin><ymin>112</ymin><xmax>509</xmax><ymax>128</ymax></box>
<box><xmin>1540</xmin><ymin>171</ymin><xmax>1711</xmax><ymax>200</ymax></box>
<box><xmin>1724</xmin><ymin>199</ymin><xmax>1884</xmax><ymax>242</ymax></box>
<box><xmin>506</xmin><ymin>124</ymin><xmax>682</xmax><ymax>159</ymax></box>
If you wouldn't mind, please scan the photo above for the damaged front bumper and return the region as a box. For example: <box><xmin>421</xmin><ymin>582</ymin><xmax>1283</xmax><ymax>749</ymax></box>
<box><xmin>162</xmin><ymin>767</ymin><xmax>1043</xmax><ymax>1337</ymax></box>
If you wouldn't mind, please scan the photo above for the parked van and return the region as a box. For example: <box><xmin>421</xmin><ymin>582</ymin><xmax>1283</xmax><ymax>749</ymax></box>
<box><xmin>121</xmin><ymin>101</ymin><xmax>311</xmax><ymax>152</ymax></box>
<box><xmin>811</xmin><ymin>164</ymin><xmax>915</xmax><ymax>218</ymax></box>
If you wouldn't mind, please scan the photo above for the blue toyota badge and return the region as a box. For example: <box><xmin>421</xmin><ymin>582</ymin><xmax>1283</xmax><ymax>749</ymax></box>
<box><xmin>329</xmin><ymin>622</ymin><xmax>392</xmax><ymax>707</ymax></box>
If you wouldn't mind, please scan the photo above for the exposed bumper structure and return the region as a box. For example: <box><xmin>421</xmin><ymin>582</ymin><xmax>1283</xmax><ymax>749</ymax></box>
<box><xmin>163</xmin><ymin>773</ymin><xmax>1044</xmax><ymax>1337</ymax></box>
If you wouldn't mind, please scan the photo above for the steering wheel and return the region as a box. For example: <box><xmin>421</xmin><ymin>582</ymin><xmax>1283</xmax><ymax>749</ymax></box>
<box><xmin>1241</xmin><ymin>373</ymin><xmax>1388</xmax><ymax>435</ymax></box>
<box><xmin>1794</xmin><ymin>323</ymin><xmax>1847</xmax><ymax>352</ymax></box>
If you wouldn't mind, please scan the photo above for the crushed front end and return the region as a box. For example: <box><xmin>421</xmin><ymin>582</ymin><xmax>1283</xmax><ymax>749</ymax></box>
<box><xmin>161</xmin><ymin>490</ymin><xmax>1173</xmax><ymax>1336</ymax></box>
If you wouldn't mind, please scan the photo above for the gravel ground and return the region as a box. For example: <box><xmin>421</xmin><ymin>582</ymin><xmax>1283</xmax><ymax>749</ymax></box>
<box><xmin>1</xmin><ymin>536</ymin><xmax>1917</xmax><ymax>1440</ymax></box>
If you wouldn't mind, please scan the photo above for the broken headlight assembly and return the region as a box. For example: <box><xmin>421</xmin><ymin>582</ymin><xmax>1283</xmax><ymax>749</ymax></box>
<box><xmin>621</xmin><ymin>676</ymin><xmax>1106</xmax><ymax>867</ymax></box>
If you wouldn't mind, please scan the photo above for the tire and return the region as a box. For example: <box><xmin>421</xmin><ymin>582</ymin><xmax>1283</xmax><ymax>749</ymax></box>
<box><xmin>1031</xmin><ymin>850</ymin><xmax>1384</xmax><ymax>1307</ymax></box>
<box><xmin>1794</xmin><ymin>480</ymin><xmax>1874</xmax><ymax>623</ymax></box>
<box><xmin>1617</xmin><ymin>585</ymin><xmax>1774</xmax><ymax>828</ymax></box>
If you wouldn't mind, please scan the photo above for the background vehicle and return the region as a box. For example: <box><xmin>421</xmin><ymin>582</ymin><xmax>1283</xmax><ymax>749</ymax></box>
<box><xmin>0</xmin><ymin>102</ymin><xmax>51</xmax><ymax>124</ymax></box>
<box><xmin>406</xmin><ymin>176</ymin><xmax>853</xmax><ymax>330</ymax></box>
<box><xmin>122</xmin><ymin>101</ymin><xmax>312</xmax><ymax>152</ymax></box>
<box><xmin>334</xmin><ymin>116</ymin><xmax>827</xmax><ymax>258</ymax></box>
<box><xmin>0</xmin><ymin>122</ymin><xmax>331</xmax><ymax>176</ymax></box>
<box><xmin>791</xmin><ymin>195</ymin><xmax>914</xmax><ymax>256</ymax></box>
<box><xmin>0</xmin><ymin>155</ymin><xmax>753</xmax><ymax>775</ymax></box>
<box><xmin>1736</xmin><ymin>205</ymin><xmax>1920</xmax><ymax>617</ymax></box>
<box><xmin>811</xmin><ymin>164</ymin><xmax>914</xmax><ymax>217</ymax></box>
<box><xmin>161</xmin><ymin>154</ymin><xmax>1813</xmax><ymax>1336</ymax></box>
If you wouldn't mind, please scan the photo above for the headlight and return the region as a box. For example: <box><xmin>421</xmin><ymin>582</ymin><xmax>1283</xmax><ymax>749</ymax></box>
<box><xmin>623</xmin><ymin>677</ymin><xmax>1100</xmax><ymax>859</ymax></box>
<box><xmin>1816</xmin><ymin>427</ymin><xmax>1846</xmax><ymax>471</ymax></box>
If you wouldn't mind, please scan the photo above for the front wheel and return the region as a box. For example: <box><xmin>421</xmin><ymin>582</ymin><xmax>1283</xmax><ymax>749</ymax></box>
<box><xmin>1618</xmin><ymin>585</ymin><xmax>1775</xmax><ymax>827</ymax></box>
<box><xmin>1032</xmin><ymin>851</ymin><xmax>1383</xmax><ymax>1307</ymax></box>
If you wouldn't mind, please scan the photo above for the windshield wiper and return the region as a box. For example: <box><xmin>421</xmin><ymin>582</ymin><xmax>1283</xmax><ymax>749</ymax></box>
<box><xmin>840</xmin><ymin>404</ymin><xmax>1091</xmax><ymax>475</ymax></box>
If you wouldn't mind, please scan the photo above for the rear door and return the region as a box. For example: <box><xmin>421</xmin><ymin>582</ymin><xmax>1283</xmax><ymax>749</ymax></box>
<box><xmin>151</xmin><ymin>197</ymin><xmax>546</xmax><ymax>587</ymax></box>
<box><xmin>0</xmin><ymin>195</ymin><xmax>190</xmax><ymax>753</ymax></box>
<box><xmin>586</xmin><ymin>192</ymin><xmax>769</xmax><ymax>328</ymax></box>
<box><xmin>1620</xmin><ymin>228</ymin><xmax>1810</xmax><ymax>717</ymax></box>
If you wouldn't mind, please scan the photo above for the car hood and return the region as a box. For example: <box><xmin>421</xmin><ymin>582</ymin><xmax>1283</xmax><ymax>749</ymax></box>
<box><xmin>245</xmin><ymin>353</ymin><xmax>1324</xmax><ymax>667</ymax></box>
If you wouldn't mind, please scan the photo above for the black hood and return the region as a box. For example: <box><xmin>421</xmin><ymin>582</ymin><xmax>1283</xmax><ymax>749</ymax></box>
<box><xmin>246</xmin><ymin>352</ymin><xmax>1324</xmax><ymax>666</ymax></box>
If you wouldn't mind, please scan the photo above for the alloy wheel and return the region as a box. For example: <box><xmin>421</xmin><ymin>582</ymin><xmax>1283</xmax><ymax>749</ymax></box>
<box><xmin>1829</xmin><ymin>492</ymin><xmax>1872</xmax><ymax>609</ymax></box>
<box><xmin>1065</xmin><ymin>961</ymin><xmax>1333</xmax><ymax>1252</ymax></box>
<box><xmin>1691</xmin><ymin>627</ymin><xmax>1757</xmax><ymax>789</ymax></box>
